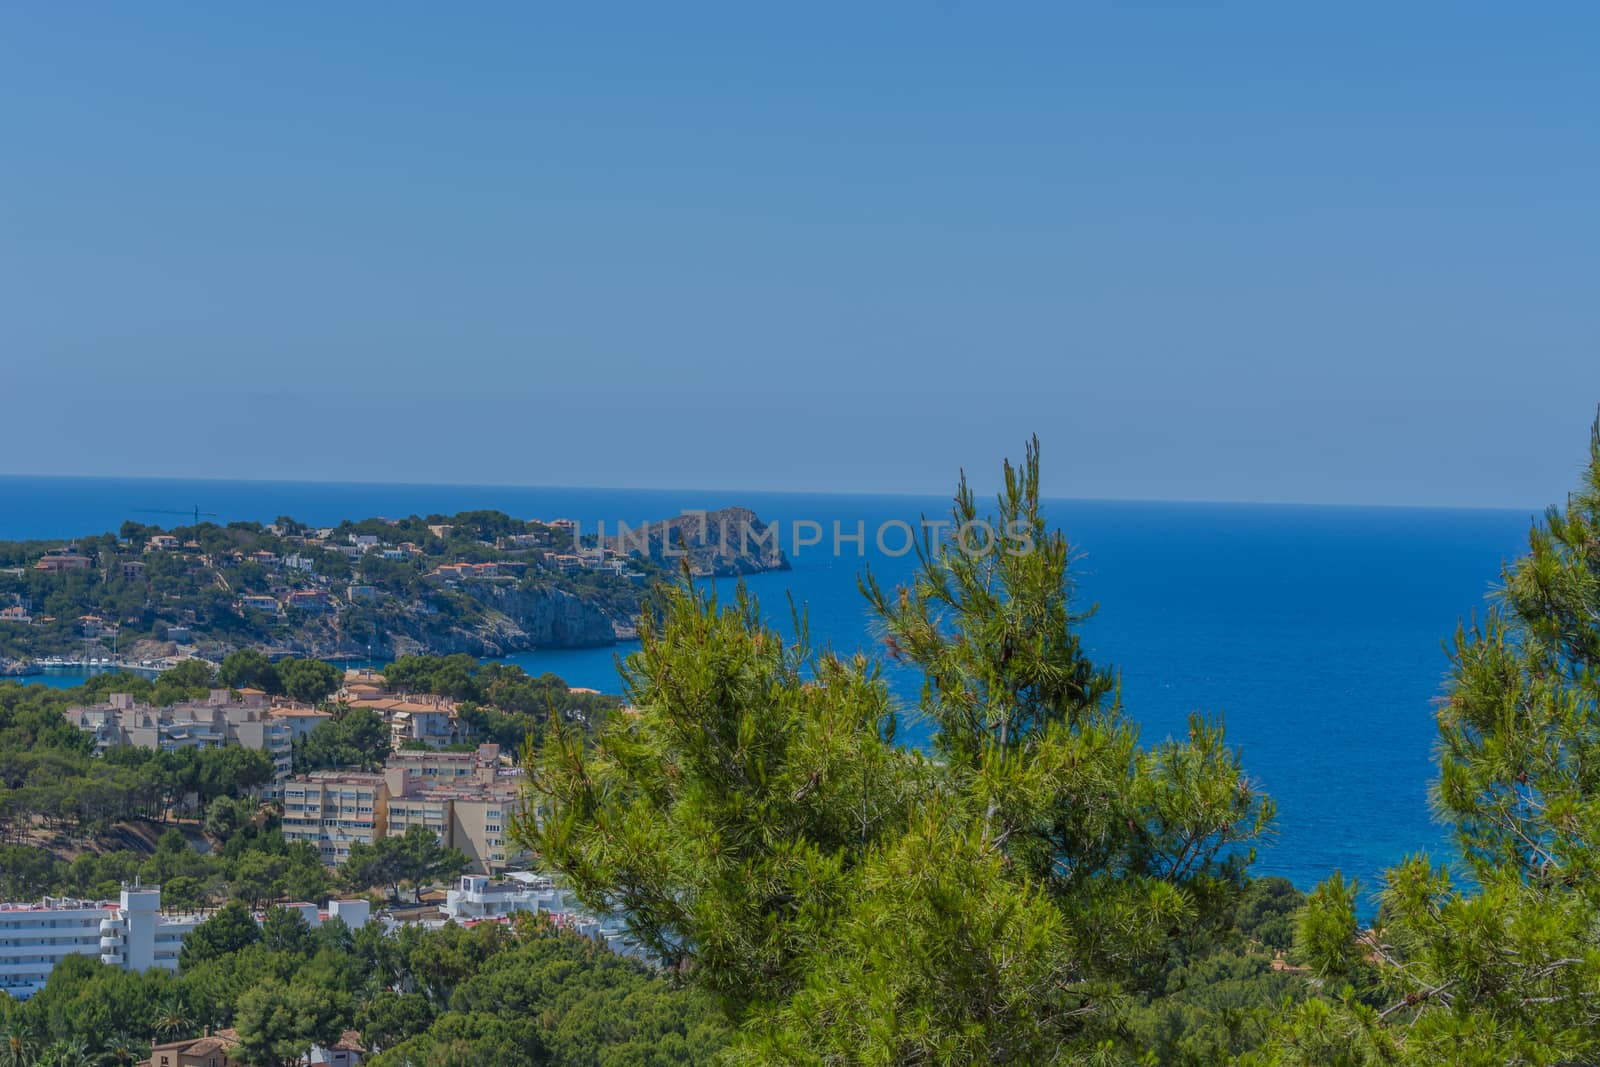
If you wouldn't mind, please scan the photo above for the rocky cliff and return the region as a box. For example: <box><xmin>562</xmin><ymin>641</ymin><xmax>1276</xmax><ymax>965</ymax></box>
<box><xmin>279</xmin><ymin>585</ymin><xmax>620</xmax><ymax>659</ymax></box>
<box><xmin>495</xmin><ymin>585</ymin><xmax>620</xmax><ymax>647</ymax></box>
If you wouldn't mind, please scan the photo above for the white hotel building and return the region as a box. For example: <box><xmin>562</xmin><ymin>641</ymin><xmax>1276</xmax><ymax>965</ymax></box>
<box><xmin>0</xmin><ymin>885</ymin><xmax>369</xmax><ymax>1000</ymax></box>
<box><xmin>0</xmin><ymin>896</ymin><xmax>120</xmax><ymax>999</ymax></box>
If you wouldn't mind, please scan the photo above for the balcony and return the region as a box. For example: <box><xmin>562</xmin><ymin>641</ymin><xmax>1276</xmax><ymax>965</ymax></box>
<box><xmin>0</xmin><ymin>940</ymin><xmax>98</xmax><ymax>958</ymax></box>
<box><xmin>0</xmin><ymin>960</ymin><xmax>76</xmax><ymax>975</ymax></box>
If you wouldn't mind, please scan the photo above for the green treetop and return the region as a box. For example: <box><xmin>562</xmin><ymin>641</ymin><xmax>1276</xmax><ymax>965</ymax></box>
<box><xmin>342</xmin><ymin>824</ymin><xmax>470</xmax><ymax>903</ymax></box>
<box><xmin>233</xmin><ymin>975</ymin><xmax>350</xmax><ymax>1067</ymax></box>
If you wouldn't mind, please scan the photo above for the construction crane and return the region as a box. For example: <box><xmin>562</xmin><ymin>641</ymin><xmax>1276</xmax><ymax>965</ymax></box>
<box><xmin>136</xmin><ymin>505</ymin><xmax>218</xmax><ymax>527</ymax></box>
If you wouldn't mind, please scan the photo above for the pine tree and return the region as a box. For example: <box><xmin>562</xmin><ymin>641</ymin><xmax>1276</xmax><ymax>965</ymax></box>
<box><xmin>521</xmin><ymin>439</ymin><xmax>1272</xmax><ymax>1063</ymax></box>
<box><xmin>1261</xmin><ymin>413</ymin><xmax>1600</xmax><ymax>1065</ymax></box>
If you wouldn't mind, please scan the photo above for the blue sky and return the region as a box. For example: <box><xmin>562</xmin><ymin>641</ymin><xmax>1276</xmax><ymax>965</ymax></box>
<box><xmin>2</xmin><ymin>4</ymin><xmax>1596</xmax><ymax>507</ymax></box>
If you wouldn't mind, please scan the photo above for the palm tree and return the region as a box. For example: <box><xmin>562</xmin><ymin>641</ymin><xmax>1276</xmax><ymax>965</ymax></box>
<box><xmin>39</xmin><ymin>1038</ymin><xmax>93</xmax><ymax>1067</ymax></box>
<box><xmin>152</xmin><ymin>997</ymin><xmax>194</xmax><ymax>1041</ymax></box>
<box><xmin>94</xmin><ymin>1036</ymin><xmax>138</xmax><ymax>1067</ymax></box>
<box><xmin>0</xmin><ymin>1020</ymin><xmax>34</xmax><ymax>1067</ymax></box>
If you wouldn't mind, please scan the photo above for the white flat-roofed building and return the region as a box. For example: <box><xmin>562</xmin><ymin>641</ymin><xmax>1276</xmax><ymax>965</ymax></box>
<box><xmin>0</xmin><ymin>885</ymin><xmax>372</xmax><ymax>1000</ymax></box>
<box><xmin>99</xmin><ymin>887</ymin><xmax>208</xmax><ymax>974</ymax></box>
<box><xmin>0</xmin><ymin>896</ymin><xmax>116</xmax><ymax>1000</ymax></box>
<box><xmin>443</xmin><ymin>873</ymin><xmax>568</xmax><ymax>922</ymax></box>
<box><xmin>0</xmin><ymin>887</ymin><xmax>210</xmax><ymax>998</ymax></box>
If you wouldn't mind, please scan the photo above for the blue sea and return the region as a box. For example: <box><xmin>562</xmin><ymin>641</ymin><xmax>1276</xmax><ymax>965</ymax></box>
<box><xmin>0</xmin><ymin>475</ymin><xmax>1533</xmax><ymax>901</ymax></box>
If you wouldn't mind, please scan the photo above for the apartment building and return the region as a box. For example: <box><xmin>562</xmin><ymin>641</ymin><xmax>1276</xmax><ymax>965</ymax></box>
<box><xmin>65</xmin><ymin>689</ymin><xmax>294</xmax><ymax>798</ymax></box>
<box><xmin>388</xmin><ymin>703</ymin><xmax>462</xmax><ymax>748</ymax></box>
<box><xmin>281</xmin><ymin>771</ymin><xmax>390</xmax><ymax>865</ymax></box>
<box><xmin>385</xmin><ymin>778</ymin><xmax>521</xmax><ymax>874</ymax></box>
<box><xmin>269</xmin><ymin>705</ymin><xmax>333</xmax><ymax>741</ymax></box>
<box><xmin>281</xmin><ymin>748</ymin><xmax>524</xmax><ymax>873</ymax></box>
<box><xmin>381</xmin><ymin>746</ymin><xmax>524</xmax><ymax>874</ymax></box>
<box><xmin>385</xmin><ymin>743</ymin><xmax>500</xmax><ymax>785</ymax></box>
<box><xmin>96</xmin><ymin>886</ymin><xmax>207</xmax><ymax>977</ymax></box>
<box><xmin>342</xmin><ymin>693</ymin><xmax>464</xmax><ymax>749</ymax></box>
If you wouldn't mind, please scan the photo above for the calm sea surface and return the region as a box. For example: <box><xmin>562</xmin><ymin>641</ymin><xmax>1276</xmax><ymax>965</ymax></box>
<box><xmin>0</xmin><ymin>475</ymin><xmax>1532</xmax><ymax>900</ymax></box>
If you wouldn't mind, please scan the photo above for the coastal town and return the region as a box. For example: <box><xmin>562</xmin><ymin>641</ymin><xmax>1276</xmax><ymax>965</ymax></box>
<box><xmin>0</xmin><ymin>506</ymin><xmax>788</xmax><ymax>676</ymax></box>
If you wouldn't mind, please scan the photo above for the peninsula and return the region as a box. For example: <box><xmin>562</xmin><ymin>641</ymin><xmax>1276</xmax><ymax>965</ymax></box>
<box><xmin>0</xmin><ymin>506</ymin><xmax>789</xmax><ymax>671</ymax></box>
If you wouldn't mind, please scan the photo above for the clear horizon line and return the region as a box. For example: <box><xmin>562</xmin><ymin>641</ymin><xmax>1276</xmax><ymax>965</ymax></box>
<box><xmin>0</xmin><ymin>468</ymin><xmax>1543</xmax><ymax>515</ymax></box>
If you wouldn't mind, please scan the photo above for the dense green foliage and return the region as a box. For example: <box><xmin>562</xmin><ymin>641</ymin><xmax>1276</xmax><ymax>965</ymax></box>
<box><xmin>368</xmin><ymin>918</ymin><xmax>731</xmax><ymax>1067</ymax></box>
<box><xmin>294</xmin><ymin>707</ymin><xmax>391</xmax><ymax>772</ymax></box>
<box><xmin>178</xmin><ymin>900</ymin><xmax>263</xmax><ymax>968</ymax></box>
<box><xmin>234</xmin><ymin>974</ymin><xmax>349</xmax><ymax>1067</ymax></box>
<box><xmin>218</xmin><ymin>650</ymin><xmax>342</xmax><ymax>704</ymax></box>
<box><xmin>526</xmin><ymin>441</ymin><xmax>1277</xmax><ymax>1063</ymax></box>
<box><xmin>0</xmin><ymin>909</ymin><xmax>726</xmax><ymax>1067</ymax></box>
<box><xmin>1</xmin><ymin>805</ymin><xmax>332</xmax><ymax>912</ymax></box>
<box><xmin>1124</xmin><ymin>877</ymin><xmax>1312</xmax><ymax>1065</ymax></box>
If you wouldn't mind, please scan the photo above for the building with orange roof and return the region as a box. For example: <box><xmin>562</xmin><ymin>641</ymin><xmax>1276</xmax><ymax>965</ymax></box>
<box><xmin>139</xmin><ymin>1032</ymin><xmax>244</xmax><ymax>1067</ymax></box>
<box><xmin>35</xmin><ymin>550</ymin><xmax>91</xmax><ymax>572</ymax></box>
<box><xmin>140</xmin><ymin>1018</ymin><xmax>364</xmax><ymax>1066</ymax></box>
